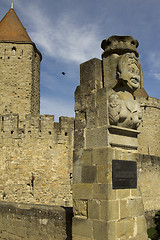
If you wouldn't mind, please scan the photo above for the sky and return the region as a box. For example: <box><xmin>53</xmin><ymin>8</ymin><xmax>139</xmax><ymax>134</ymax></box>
<box><xmin>0</xmin><ymin>0</ymin><xmax>160</xmax><ymax>121</ymax></box>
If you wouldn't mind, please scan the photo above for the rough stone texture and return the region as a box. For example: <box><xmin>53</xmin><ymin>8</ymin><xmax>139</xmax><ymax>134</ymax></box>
<box><xmin>137</xmin><ymin>154</ymin><xmax>160</xmax><ymax>212</ymax></box>
<box><xmin>0</xmin><ymin>202</ymin><xmax>73</xmax><ymax>240</ymax></box>
<box><xmin>73</xmin><ymin>35</ymin><xmax>149</xmax><ymax>240</ymax></box>
<box><xmin>0</xmin><ymin>43</ymin><xmax>41</xmax><ymax>120</ymax></box>
<box><xmin>73</xmin><ymin>148</ymin><xmax>148</xmax><ymax>240</ymax></box>
<box><xmin>0</xmin><ymin>9</ymin><xmax>159</xmax><ymax>239</ymax></box>
<box><xmin>0</xmin><ymin>18</ymin><xmax>75</xmax><ymax>208</ymax></box>
<box><xmin>137</xmin><ymin>97</ymin><xmax>160</xmax><ymax>156</ymax></box>
<box><xmin>0</xmin><ymin>114</ymin><xmax>74</xmax><ymax>207</ymax></box>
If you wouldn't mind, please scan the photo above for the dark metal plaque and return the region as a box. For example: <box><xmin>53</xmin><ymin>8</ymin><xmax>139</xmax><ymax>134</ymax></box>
<box><xmin>112</xmin><ymin>160</ymin><xmax>137</xmax><ymax>189</ymax></box>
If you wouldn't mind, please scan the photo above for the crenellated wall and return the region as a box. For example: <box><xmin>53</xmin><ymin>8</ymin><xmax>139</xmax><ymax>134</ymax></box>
<box><xmin>0</xmin><ymin>113</ymin><xmax>74</xmax><ymax>207</ymax></box>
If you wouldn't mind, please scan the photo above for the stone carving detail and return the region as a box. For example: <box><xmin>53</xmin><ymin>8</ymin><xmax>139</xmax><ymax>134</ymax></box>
<box><xmin>109</xmin><ymin>53</ymin><xmax>142</xmax><ymax>129</ymax></box>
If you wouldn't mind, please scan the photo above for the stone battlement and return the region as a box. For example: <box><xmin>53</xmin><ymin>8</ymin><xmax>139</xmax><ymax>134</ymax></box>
<box><xmin>137</xmin><ymin>96</ymin><xmax>160</xmax><ymax>109</ymax></box>
<box><xmin>0</xmin><ymin>113</ymin><xmax>74</xmax><ymax>142</ymax></box>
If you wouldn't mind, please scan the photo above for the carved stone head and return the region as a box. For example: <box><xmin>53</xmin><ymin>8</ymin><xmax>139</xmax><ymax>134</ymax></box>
<box><xmin>117</xmin><ymin>53</ymin><xmax>142</xmax><ymax>92</ymax></box>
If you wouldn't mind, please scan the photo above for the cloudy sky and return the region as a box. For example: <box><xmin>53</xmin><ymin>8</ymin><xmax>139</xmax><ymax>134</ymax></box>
<box><xmin>0</xmin><ymin>0</ymin><xmax>160</xmax><ymax>121</ymax></box>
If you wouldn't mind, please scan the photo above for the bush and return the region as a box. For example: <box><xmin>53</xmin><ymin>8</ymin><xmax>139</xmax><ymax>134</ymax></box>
<box><xmin>147</xmin><ymin>211</ymin><xmax>160</xmax><ymax>240</ymax></box>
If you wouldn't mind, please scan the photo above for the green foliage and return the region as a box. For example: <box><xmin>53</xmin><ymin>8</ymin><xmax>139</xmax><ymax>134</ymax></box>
<box><xmin>147</xmin><ymin>211</ymin><xmax>160</xmax><ymax>240</ymax></box>
<box><xmin>147</xmin><ymin>227</ymin><xmax>159</xmax><ymax>240</ymax></box>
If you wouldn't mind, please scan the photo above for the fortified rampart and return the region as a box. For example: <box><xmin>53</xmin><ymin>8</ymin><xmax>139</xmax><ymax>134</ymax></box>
<box><xmin>0</xmin><ymin>113</ymin><xmax>74</xmax><ymax>207</ymax></box>
<box><xmin>0</xmin><ymin>6</ymin><xmax>160</xmax><ymax>240</ymax></box>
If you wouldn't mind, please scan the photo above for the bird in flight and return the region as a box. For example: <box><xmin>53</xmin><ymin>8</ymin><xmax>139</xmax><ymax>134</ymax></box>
<box><xmin>62</xmin><ymin>72</ymin><xmax>66</xmax><ymax>75</ymax></box>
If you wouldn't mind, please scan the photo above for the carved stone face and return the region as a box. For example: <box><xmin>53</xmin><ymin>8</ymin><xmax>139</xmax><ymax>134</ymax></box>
<box><xmin>118</xmin><ymin>53</ymin><xmax>141</xmax><ymax>91</ymax></box>
<box><xmin>122</xmin><ymin>60</ymin><xmax>140</xmax><ymax>90</ymax></box>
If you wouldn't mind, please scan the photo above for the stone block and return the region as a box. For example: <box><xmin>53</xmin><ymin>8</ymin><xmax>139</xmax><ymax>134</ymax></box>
<box><xmin>136</xmin><ymin>216</ymin><xmax>147</xmax><ymax>236</ymax></box>
<box><xmin>86</xmin><ymin>127</ymin><xmax>108</xmax><ymax>149</ymax></box>
<box><xmin>81</xmin><ymin>166</ymin><xmax>97</xmax><ymax>183</ymax></box>
<box><xmin>117</xmin><ymin>189</ymin><xmax>130</xmax><ymax>199</ymax></box>
<box><xmin>75</xmin><ymin>111</ymin><xmax>86</xmax><ymax>131</ymax></box>
<box><xmin>72</xmin><ymin>217</ymin><xmax>93</xmax><ymax>238</ymax></box>
<box><xmin>103</xmin><ymin>54</ymin><xmax>120</xmax><ymax>90</ymax></box>
<box><xmin>93</xmin><ymin>220</ymin><xmax>108</xmax><ymax>240</ymax></box>
<box><xmin>106</xmin><ymin>221</ymin><xmax>117</xmax><ymax>240</ymax></box>
<box><xmin>73</xmin><ymin>166</ymin><xmax>82</xmax><ymax>183</ymax></box>
<box><xmin>88</xmin><ymin>200</ymin><xmax>101</xmax><ymax>220</ymax></box>
<box><xmin>73</xmin><ymin>199</ymin><xmax>88</xmax><ymax>217</ymax></box>
<box><xmin>120</xmin><ymin>198</ymin><xmax>144</xmax><ymax>219</ymax></box>
<box><xmin>97</xmin><ymin>165</ymin><xmax>110</xmax><ymax>183</ymax></box>
<box><xmin>73</xmin><ymin>149</ymin><xmax>93</xmax><ymax>166</ymax></box>
<box><xmin>117</xmin><ymin>218</ymin><xmax>135</xmax><ymax>239</ymax></box>
<box><xmin>93</xmin><ymin>183</ymin><xmax>117</xmax><ymax>201</ymax></box>
<box><xmin>106</xmin><ymin>184</ymin><xmax>117</xmax><ymax>200</ymax></box>
<box><xmin>101</xmin><ymin>200</ymin><xmax>119</xmax><ymax>221</ymax></box>
<box><xmin>74</xmin><ymin>129</ymin><xmax>85</xmax><ymax>150</ymax></box>
<box><xmin>108</xmin><ymin>131</ymin><xmax>138</xmax><ymax>150</ymax></box>
<box><xmin>73</xmin><ymin>184</ymin><xmax>93</xmax><ymax>199</ymax></box>
<box><xmin>96</xmin><ymin>88</ymin><xmax>109</xmax><ymax>127</ymax></box>
<box><xmin>93</xmin><ymin>184</ymin><xmax>108</xmax><ymax>200</ymax></box>
<box><xmin>92</xmin><ymin>147</ymin><xmax>113</xmax><ymax>165</ymax></box>
<box><xmin>80</xmin><ymin>58</ymin><xmax>102</xmax><ymax>85</ymax></box>
<box><xmin>80</xmin><ymin>149</ymin><xmax>92</xmax><ymax>166</ymax></box>
<box><xmin>86</xmin><ymin>108</ymin><xmax>98</xmax><ymax>129</ymax></box>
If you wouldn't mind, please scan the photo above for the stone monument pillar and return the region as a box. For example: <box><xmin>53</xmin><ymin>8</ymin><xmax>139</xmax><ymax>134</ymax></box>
<box><xmin>72</xmin><ymin>36</ymin><xmax>148</xmax><ymax>240</ymax></box>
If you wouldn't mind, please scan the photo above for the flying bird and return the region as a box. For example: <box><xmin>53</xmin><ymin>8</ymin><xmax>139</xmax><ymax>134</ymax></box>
<box><xmin>62</xmin><ymin>72</ymin><xmax>66</xmax><ymax>75</ymax></box>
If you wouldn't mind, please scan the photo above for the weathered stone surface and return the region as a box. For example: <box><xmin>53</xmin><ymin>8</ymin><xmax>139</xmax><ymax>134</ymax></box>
<box><xmin>101</xmin><ymin>200</ymin><xmax>119</xmax><ymax>221</ymax></box>
<box><xmin>120</xmin><ymin>198</ymin><xmax>144</xmax><ymax>219</ymax></box>
<box><xmin>117</xmin><ymin>218</ymin><xmax>135</xmax><ymax>238</ymax></box>
<box><xmin>86</xmin><ymin>127</ymin><xmax>108</xmax><ymax>148</ymax></box>
<box><xmin>81</xmin><ymin>166</ymin><xmax>97</xmax><ymax>183</ymax></box>
<box><xmin>137</xmin><ymin>97</ymin><xmax>160</xmax><ymax>156</ymax></box>
<box><xmin>136</xmin><ymin>215</ymin><xmax>148</xmax><ymax>236</ymax></box>
<box><xmin>73</xmin><ymin>184</ymin><xmax>93</xmax><ymax>199</ymax></box>
<box><xmin>0</xmin><ymin>202</ymin><xmax>73</xmax><ymax>240</ymax></box>
<box><xmin>0</xmin><ymin>43</ymin><xmax>41</xmax><ymax>120</ymax></box>
<box><xmin>93</xmin><ymin>220</ymin><xmax>108</xmax><ymax>240</ymax></box>
<box><xmin>73</xmin><ymin>199</ymin><xmax>88</xmax><ymax>217</ymax></box>
<box><xmin>80</xmin><ymin>58</ymin><xmax>102</xmax><ymax>86</ymax></box>
<box><xmin>108</xmin><ymin>53</ymin><xmax>143</xmax><ymax>129</ymax></box>
<box><xmin>88</xmin><ymin>200</ymin><xmax>101</xmax><ymax>220</ymax></box>
<box><xmin>0</xmin><ymin>115</ymin><xmax>74</xmax><ymax>206</ymax></box>
<box><xmin>92</xmin><ymin>147</ymin><xmax>113</xmax><ymax>165</ymax></box>
<box><xmin>72</xmin><ymin>217</ymin><xmax>93</xmax><ymax>238</ymax></box>
<box><xmin>74</xmin><ymin>149</ymin><xmax>92</xmax><ymax>166</ymax></box>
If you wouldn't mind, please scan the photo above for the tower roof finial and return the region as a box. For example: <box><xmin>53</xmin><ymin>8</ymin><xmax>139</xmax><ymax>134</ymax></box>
<box><xmin>11</xmin><ymin>0</ymin><xmax>13</xmax><ymax>9</ymax></box>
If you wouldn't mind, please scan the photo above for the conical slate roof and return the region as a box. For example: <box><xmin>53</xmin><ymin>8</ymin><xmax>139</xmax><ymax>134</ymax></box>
<box><xmin>0</xmin><ymin>8</ymin><xmax>32</xmax><ymax>42</ymax></box>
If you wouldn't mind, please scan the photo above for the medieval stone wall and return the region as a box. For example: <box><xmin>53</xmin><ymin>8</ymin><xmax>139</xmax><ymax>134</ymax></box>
<box><xmin>0</xmin><ymin>43</ymin><xmax>41</xmax><ymax>120</ymax></box>
<box><xmin>0</xmin><ymin>114</ymin><xmax>74</xmax><ymax>207</ymax></box>
<box><xmin>137</xmin><ymin>154</ymin><xmax>160</xmax><ymax>212</ymax></box>
<box><xmin>137</xmin><ymin>97</ymin><xmax>160</xmax><ymax>157</ymax></box>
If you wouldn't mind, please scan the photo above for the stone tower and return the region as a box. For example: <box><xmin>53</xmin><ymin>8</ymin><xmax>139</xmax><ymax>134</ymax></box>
<box><xmin>0</xmin><ymin>6</ymin><xmax>42</xmax><ymax>120</ymax></box>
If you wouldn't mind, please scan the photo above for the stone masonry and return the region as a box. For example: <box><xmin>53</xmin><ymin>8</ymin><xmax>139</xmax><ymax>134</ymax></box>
<box><xmin>72</xmin><ymin>37</ymin><xmax>149</xmax><ymax>240</ymax></box>
<box><xmin>0</xmin><ymin>7</ymin><xmax>74</xmax><ymax>208</ymax></box>
<box><xmin>0</xmin><ymin>6</ymin><xmax>159</xmax><ymax>240</ymax></box>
